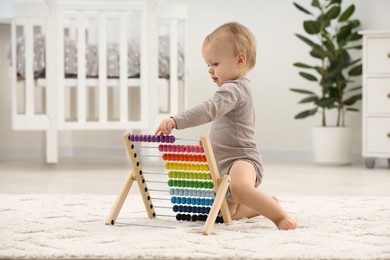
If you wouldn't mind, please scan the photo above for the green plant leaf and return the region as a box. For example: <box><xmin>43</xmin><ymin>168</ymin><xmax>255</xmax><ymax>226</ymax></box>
<box><xmin>311</xmin><ymin>0</ymin><xmax>321</xmax><ymax>9</ymax></box>
<box><xmin>343</xmin><ymin>94</ymin><xmax>362</xmax><ymax>105</ymax></box>
<box><xmin>293</xmin><ymin>62</ymin><xmax>315</xmax><ymax>69</ymax></box>
<box><xmin>304</xmin><ymin>20</ymin><xmax>321</xmax><ymax>34</ymax></box>
<box><xmin>346</xmin><ymin>44</ymin><xmax>362</xmax><ymax>50</ymax></box>
<box><xmin>295</xmin><ymin>34</ymin><xmax>321</xmax><ymax>48</ymax></box>
<box><xmin>293</xmin><ymin>2</ymin><xmax>313</xmax><ymax>15</ymax></box>
<box><xmin>347</xmin><ymin>58</ymin><xmax>361</xmax><ymax>67</ymax></box>
<box><xmin>348</xmin><ymin>64</ymin><xmax>362</xmax><ymax>76</ymax></box>
<box><xmin>348</xmin><ymin>19</ymin><xmax>360</xmax><ymax>29</ymax></box>
<box><xmin>338</xmin><ymin>4</ymin><xmax>355</xmax><ymax>22</ymax></box>
<box><xmin>327</xmin><ymin>0</ymin><xmax>341</xmax><ymax>8</ymax></box>
<box><xmin>324</xmin><ymin>6</ymin><xmax>341</xmax><ymax>20</ymax></box>
<box><xmin>316</xmin><ymin>97</ymin><xmax>338</xmax><ymax>107</ymax></box>
<box><xmin>299</xmin><ymin>72</ymin><xmax>318</xmax><ymax>81</ymax></box>
<box><xmin>348</xmin><ymin>33</ymin><xmax>362</xmax><ymax>41</ymax></box>
<box><xmin>290</xmin><ymin>88</ymin><xmax>316</xmax><ymax>95</ymax></box>
<box><xmin>299</xmin><ymin>96</ymin><xmax>318</xmax><ymax>103</ymax></box>
<box><xmin>294</xmin><ymin>108</ymin><xmax>318</xmax><ymax>119</ymax></box>
<box><xmin>347</xmin><ymin>86</ymin><xmax>361</xmax><ymax>92</ymax></box>
<box><xmin>322</xmin><ymin>32</ymin><xmax>336</xmax><ymax>52</ymax></box>
<box><xmin>310</xmin><ymin>46</ymin><xmax>327</xmax><ymax>59</ymax></box>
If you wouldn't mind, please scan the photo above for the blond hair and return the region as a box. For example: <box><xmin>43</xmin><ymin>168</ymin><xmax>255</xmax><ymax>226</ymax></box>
<box><xmin>203</xmin><ymin>22</ymin><xmax>257</xmax><ymax>71</ymax></box>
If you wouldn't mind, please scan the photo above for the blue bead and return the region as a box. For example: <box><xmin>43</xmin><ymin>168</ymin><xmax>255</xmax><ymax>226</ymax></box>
<box><xmin>173</xmin><ymin>205</ymin><xmax>178</xmax><ymax>212</ymax></box>
<box><xmin>171</xmin><ymin>197</ymin><xmax>176</xmax><ymax>204</ymax></box>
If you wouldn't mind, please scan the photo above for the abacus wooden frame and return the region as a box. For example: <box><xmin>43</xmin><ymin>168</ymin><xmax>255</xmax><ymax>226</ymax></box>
<box><xmin>105</xmin><ymin>131</ymin><xmax>232</xmax><ymax>235</ymax></box>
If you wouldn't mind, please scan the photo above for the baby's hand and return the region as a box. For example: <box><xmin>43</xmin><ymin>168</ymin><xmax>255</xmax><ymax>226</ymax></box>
<box><xmin>155</xmin><ymin>118</ymin><xmax>177</xmax><ymax>136</ymax></box>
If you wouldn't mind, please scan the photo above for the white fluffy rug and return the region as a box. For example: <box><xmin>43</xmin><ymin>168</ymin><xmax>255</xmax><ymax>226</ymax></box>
<box><xmin>0</xmin><ymin>194</ymin><xmax>389</xmax><ymax>260</ymax></box>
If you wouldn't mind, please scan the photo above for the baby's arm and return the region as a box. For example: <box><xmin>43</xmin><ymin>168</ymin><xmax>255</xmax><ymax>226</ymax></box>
<box><xmin>155</xmin><ymin>117</ymin><xmax>177</xmax><ymax>135</ymax></box>
<box><xmin>155</xmin><ymin>82</ymin><xmax>241</xmax><ymax>135</ymax></box>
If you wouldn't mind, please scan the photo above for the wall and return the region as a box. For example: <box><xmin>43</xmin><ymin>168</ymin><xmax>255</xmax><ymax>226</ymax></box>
<box><xmin>1</xmin><ymin>0</ymin><xmax>390</xmax><ymax>162</ymax></box>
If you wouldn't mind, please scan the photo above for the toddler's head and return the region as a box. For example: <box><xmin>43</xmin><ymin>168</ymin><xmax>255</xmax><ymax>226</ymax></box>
<box><xmin>202</xmin><ymin>22</ymin><xmax>256</xmax><ymax>86</ymax></box>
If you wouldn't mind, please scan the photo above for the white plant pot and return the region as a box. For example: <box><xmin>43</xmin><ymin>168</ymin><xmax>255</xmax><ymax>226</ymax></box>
<box><xmin>312</xmin><ymin>126</ymin><xmax>352</xmax><ymax>166</ymax></box>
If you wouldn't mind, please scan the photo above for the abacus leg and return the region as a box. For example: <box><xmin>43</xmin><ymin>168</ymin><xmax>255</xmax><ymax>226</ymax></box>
<box><xmin>202</xmin><ymin>175</ymin><xmax>231</xmax><ymax>235</ymax></box>
<box><xmin>105</xmin><ymin>170</ymin><xmax>136</xmax><ymax>225</ymax></box>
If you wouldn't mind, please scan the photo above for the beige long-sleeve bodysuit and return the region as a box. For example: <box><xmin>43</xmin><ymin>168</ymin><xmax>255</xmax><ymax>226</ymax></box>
<box><xmin>172</xmin><ymin>77</ymin><xmax>263</xmax><ymax>188</ymax></box>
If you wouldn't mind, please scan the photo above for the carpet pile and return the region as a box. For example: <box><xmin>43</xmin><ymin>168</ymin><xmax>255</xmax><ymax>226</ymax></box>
<box><xmin>0</xmin><ymin>194</ymin><xmax>389</xmax><ymax>259</ymax></box>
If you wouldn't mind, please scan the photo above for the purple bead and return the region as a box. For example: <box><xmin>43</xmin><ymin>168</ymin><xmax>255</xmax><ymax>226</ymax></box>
<box><xmin>161</xmin><ymin>136</ymin><xmax>166</xmax><ymax>143</ymax></box>
<box><xmin>133</xmin><ymin>135</ymin><xmax>139</xmax><ymax>142</ymax></box>
<box><xmin>151</xmin><ymin>135</ymin><xmax>156</xmax><ymax>142</ymax></box>
<box><xmin>128</xmin><ymin>135</ymin><xmax>132</xmax><ymax>141</ymax></box>
<box><xmin>169</xmin><ymin>136</ymin><xmax>175</xmax><ymax>143</ymax></box>
<box><xmin>147</xmin><ymin>135</ymin><xmax>152</xmax><ymax>142</ymax></box>
<box><xmin>156</xmin><ymin>135</ymin><xmax>161</xmax><ymax>143</ymax></box>
<box><xmin>141</xmin><ymin>135</ymin><xmax>147</xmax><ymax>142</ymax></box>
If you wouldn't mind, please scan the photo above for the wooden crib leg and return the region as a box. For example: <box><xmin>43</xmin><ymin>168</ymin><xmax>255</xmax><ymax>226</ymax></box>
<box><xmin>202</xmin><ymin>175</ymin><xmax>231</xmax><ymax>235</ymax></box>
<box><xmin>105</xmin><ymin>170</ymin><xmax>136</xmax><ymax>225</ymax></box>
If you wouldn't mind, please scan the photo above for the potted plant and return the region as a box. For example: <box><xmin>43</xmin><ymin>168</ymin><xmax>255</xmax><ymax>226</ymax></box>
<box><xmin>291</xmin><ymin>0</ymin><xmax>362</xmax><ymax>165</ymax></box>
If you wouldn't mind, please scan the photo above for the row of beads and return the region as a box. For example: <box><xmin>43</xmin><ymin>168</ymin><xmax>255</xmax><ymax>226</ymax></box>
<box><xmin>173</xmin><ymin>205</ymin><xmax>211</xmax><ymax>214</ymax></box>
<box><xmin>169</xmin><ymin>188</ymin><xmax>215</xmax><ymax>198</ymax></box>
<box><xmin>165</xmin><ymin>162</ymin><xmax>209</xmax><ymax>171</ymax></box>
<box><xmin>171</xmin><ymin>196</ymin><xmax>214</xmax><ymax>206</ymax></box>
<box><xmin>168</xmin><ymin>171</ymin><xmax>211</xmax><ymax>180</ymax></box>
<box><xmin>168</xmin><ymin>179</ymin><xmax>214</xmax><ymax>189</ymax></box>
<box><xmin>158</xmin><ymin>144</ymin><xmax>204</xmax><ymax>153</ymax></box>
<box><xmin>162</xmin><ymin>153</ymin><xmax>207</xmax><ymax>162</ymax></box>
<box><xmin>176</xmin><ymin>214</ymin><xmax>207</xmax><ymax>222</ymax></box>
<box><xmin>129</xmin><ymin>134</ymin><xmax>176</xmax><ymax>143</ymax></box>
<box><xmin>175</xmin><ymin>214</ymin><xmax>224</xmax><ymax>223</ymax></box>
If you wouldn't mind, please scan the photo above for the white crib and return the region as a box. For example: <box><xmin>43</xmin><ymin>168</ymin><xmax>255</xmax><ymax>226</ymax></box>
<box><xmin>10</xmin><ymin>0</ymin><xmax>187</xmax><ymax>163</ymax></box>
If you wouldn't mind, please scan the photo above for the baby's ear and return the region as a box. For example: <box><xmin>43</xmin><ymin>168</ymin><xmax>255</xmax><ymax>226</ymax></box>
<box><xmin>237</xmin><ymin>52</ymin><xmax>246</xmax><ymax>67</ymax></box>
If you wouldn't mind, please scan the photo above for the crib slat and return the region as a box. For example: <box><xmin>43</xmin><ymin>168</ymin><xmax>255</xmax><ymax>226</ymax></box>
<box><xmin>24</xmin><ymin>22</ymin><xmax>34</xmax><ymax>115</ymax></box>
<box><xmin>169</xmin><ymin>20</ymin><xmax>179</xmax><ymax>115</ymax></box>
<box><xmin>57</xmin><ymin>10</ymin><xmax>65</xmax><ymax>126</ymax></box>
<box><xmin>11</xmin><ymin>19</ymin><xmax>18</xmax><ymax>121</ymax></box>
<box><xmin>98</xmin><ymin>13</ymin><xmax>107</xmax><ymax>123</ymax></box>
<box><xmin>119</xmin><ymin>12</ymin><xmax>128</xmax><ymax>122</ymax></box>
<box><xmin>77</xmin><ymin>12</ymin><xmax>87</xmax><ymax>123</ymax></box>
<box><xmin>140</xmin><ymin>7</ymin><xmax>149</xmax><ymax>126</ymax></box>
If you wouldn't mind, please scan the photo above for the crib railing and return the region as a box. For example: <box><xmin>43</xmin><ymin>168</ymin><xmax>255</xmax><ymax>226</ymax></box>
<box><xmin>10</xmin><ymin>1</ymin><xmax>187</xmax><ymax>163</ymax></box>
<box><xmin>57</xmin><ymin>3</ymin><xmax>149</xmax><ymax>129</ymax></box>
<box><xmin>11</xmin><ymin>4</ymin><xmax>51</xmax><ymax>130</ymax></box>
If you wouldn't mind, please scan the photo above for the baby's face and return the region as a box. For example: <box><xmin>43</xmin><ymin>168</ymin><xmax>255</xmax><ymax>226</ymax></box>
<box><xmin>202</xmin><ymin>39</ymin><xmax>243</xmax><ymax>87</ymax></box>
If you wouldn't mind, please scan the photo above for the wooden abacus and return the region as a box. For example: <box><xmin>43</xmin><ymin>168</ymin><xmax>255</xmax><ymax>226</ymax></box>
<box><xmin>105</xmin><ymin>132</ymin><xmax>232</xmax><ymax>235</ymax></box>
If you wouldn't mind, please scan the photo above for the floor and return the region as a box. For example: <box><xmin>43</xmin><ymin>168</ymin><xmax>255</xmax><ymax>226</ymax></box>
<box><xmin>0</xmin><ymin>157</ymin><xmax>389</xmax><ymax>197</ymax></box>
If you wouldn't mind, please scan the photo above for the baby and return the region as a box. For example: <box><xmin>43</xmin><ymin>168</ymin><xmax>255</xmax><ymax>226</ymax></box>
<box><xmin>156</xmin><ymin>22</ymin><xmax>296</xmax><ymax>230</ymax></box>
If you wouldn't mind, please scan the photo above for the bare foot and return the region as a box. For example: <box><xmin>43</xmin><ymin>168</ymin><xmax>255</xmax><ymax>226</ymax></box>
<box><xmin>277</xmin><ymin>216</ymin><xmax>297</xmax><ymax>230</ymax></box>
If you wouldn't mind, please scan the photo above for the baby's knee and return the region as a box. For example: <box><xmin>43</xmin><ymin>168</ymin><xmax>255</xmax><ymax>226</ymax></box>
<box><xmin>229</xmin><ymin>185</ymin><xmax>250</xmax><ymax>203</ymax></box>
